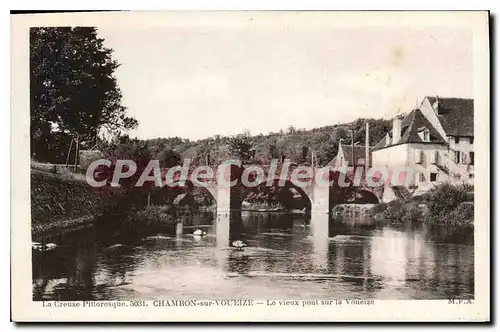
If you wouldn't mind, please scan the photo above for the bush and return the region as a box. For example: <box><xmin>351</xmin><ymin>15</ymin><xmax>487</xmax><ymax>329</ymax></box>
<box><xmin>368</xmin><ymin>183</ymin><xmax>474</xmax><ymax>226</ymax></box>
<box><xmin>134</xmin><ymin>206</ymin><xmax>176</xmax><ymax>226</ymax></box>
<box><xmin>401</xmin><ymin>202</ymin><xmax>423</xmax><ymax>223</ymax></box>
<box><xmin>368</xmin><ymin>202</ymin><xmax>387</xmax><ymax>216</ymax></box>
<box><xmin>442</xmin><ymin>202</ymin><xmax>474</xmax><ymax>226</ymax></box>
<box><xmin>424</xmin><ymin>183</ymin><xmax>473</xmax><ymax>222</ymax></box>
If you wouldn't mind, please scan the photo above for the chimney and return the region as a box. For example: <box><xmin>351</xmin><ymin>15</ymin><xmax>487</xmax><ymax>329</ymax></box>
<box><xmin>392</xmin><ymin>115</ymin><xmax>402</xmax><ymax>144</ymax></box>
<box><xmin>365</xmin><ymin>122</ymin><xmax>370</xmax><ymax>168</ymax></box>
<box><xmin>432</xmin><ymin>95</ymin><xmax>439</xmax><ymax>113</ymax></box>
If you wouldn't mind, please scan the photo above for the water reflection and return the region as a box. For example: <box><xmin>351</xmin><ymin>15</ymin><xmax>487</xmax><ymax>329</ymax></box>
<box><xmin>32</xmin><ymin>210</ymin><xmax>474</xmax><ymax>300</ymax></box>
<box><xmin>215</xmin><ymin>212</ymin><xmax>230</xmax><ymax>248</ymax></box>
<box><xmin>310</xmin><ymin>214</ymin><xmax>329</xmax><ymax>271</ymax></box>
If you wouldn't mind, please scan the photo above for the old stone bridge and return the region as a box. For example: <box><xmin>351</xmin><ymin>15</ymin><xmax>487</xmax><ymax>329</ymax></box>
<box><xmin>174</xmin><ymin>163</ymin><xmax>384</xmax><ymax>214</ymax></box>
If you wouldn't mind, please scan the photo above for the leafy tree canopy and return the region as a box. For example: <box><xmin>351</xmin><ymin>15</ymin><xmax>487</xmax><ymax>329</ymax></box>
<box><xmin>30</xmin><ymin>27</ymin><xmax>137</xmax><ymax>161</ymax></box>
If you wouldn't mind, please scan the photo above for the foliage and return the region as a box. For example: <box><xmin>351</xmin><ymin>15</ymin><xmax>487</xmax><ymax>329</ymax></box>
<box><xmin>134</xmin><ymin>206</ymin><xmax>176</xmax><ymax>226</ymax></box>
<box><xmin>369</xmin><ymin>183</ymin><xmax>474</xmax><ymax>226</ymax></box>
<box><xmin>228</xmin><ymin>132</ymin><xmax>254</xmax><ymax>163</ymax></box>
<box><xmin>92</xmin><ymin>118</ymin><xmax>391</xmax><ymax>168</ymax></box>
<box><xmin>423</xmin><ymin>183</ymin><xmax>473</xmax><ymax>220</ymax></box>
<box><xmin>30</xmin><ymin>27</ymin><xmax>137</xmax><ymax>162</ymax></box>
<box><xmin>101</xmin><ymin>134</ymin><xmax>181</xmax><ymax>168</ymax></box>
<box><xmin>30</xmin><ymin>169</ymin><xmax>123</xmax><ymax>229</ymax></box>
<box><xmin>446</xmin><ymin>202</ymin><xmax>474</xmax><ymax>226</ymax></box>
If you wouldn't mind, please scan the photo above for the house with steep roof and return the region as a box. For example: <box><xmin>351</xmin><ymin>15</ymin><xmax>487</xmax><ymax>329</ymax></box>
<box><xmin>372</xmin><ymin>96</ymin><xmax>474</xmax><ymax>187</ymax></box>
<box><xmin>328</xmin><ymin>142</ymin><xmax>372</xmax><ymax>168</ymax></box>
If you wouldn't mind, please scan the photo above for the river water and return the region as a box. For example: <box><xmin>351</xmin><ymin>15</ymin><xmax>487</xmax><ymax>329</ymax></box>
<box><xmin>32</xmin><ymin>211</ymin><xmax>474</xmax><ymax>301</ymax></box>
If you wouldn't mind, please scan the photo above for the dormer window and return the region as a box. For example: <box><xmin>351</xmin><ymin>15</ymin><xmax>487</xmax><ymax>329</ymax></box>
<box><xmin>418</xmin><ymin>127</ymin><xmax>430</xmax><ymax>142</ymax></box>
<box><xmin>423</xmin><ymin>129</ymin><xmax>430</xmax><ymax>142</ymax></box>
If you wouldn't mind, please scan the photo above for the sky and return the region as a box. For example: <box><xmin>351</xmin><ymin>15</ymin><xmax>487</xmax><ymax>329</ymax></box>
<box><xmin>97</xmin><ymin>16</ymin><xmax>473</xmax><ymax>140</ymax></box>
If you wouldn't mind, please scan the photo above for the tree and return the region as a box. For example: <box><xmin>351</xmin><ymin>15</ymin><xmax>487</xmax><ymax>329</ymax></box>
<box><xmin>156</xmin><ymin>148</ymin><xmax>182</xmax><ymax>168</ymax></box>
<box><xmin>228</xmin><ymin>133</ymin><xmax>253</xmax><ymax>163</ymax></box>
<box><xmin>268</xmin><ymin>141</ymin><xmax>279</xmax><ymax>159</ymax></box>
<box><xmin>30</xmin><ymin>27</ymin><xmax>137</xmax><ymax>161</ymax></box>
<box><xmin>301</xmin><ymin>145</ymin><xmax>309</xmax><ymax>164</ymax></box>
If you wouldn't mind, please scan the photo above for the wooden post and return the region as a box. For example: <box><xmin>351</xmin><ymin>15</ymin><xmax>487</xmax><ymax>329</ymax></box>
<box><xmin>147</xmin><ymin>192</ymin><xmax>151</xmax><ymax>207</ymax></box>
<box><xmin>351</xmin><ymin>128</ymin><xmax>355</xmax><ymax>168</ymax></box>
<box><xmin>365</xmin><ymin>121</ymin><xmax>370</xmax><ymax>171</ymax></box>
<box><xmin>73</xmin><ymin>133</ymin><xmax>79</xmax><ymax>173</ymax></box>
<box><xmin>65</xmin><ymin>138</ymin><xmax>74</xmax><ymax>169</ymax></box>
<box><xmin>351</xmin><ymin>128</ymin><xmax>355</xmax><ymax>202</ymax></box>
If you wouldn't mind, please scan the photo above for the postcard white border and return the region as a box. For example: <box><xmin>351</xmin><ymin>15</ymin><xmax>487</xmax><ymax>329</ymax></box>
<box><xmin>10</xmin><ymin>11</ymin><xmax>490</xmax><ymax>322</ymax></box>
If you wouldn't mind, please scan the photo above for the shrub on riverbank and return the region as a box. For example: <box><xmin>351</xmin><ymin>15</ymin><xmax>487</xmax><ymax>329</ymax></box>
<box><xmin>132</xmin><ymin>205</ymin><xmax>176</xmax><ymax>225</ymax></box>
<box><xmin>332</xmin><ymin>204</ymin><xmax>376</xmax><ymax>216</ymax></box>
<box><xmin>242</xmin><ymin>201</ymin><xmax>286</xmax><ymax>211</ymax></box>
<box><xmin>369</xmin><ymin>183</ymin><xmax>474</xmax><ymax>226</ymax></box>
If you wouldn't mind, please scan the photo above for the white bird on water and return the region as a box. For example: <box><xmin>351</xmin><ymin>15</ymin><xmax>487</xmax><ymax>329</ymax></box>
<box><xmin>231</xmin><ymin>240</ymin><xmax>247</xmax><ymax>250</ymax></box>
<box><xmin>32</xmin><ymin>242</ymin><xmax>57</xmax><ymax>252</ymax></box>
<box><xmin>193</xmin><ymin>229</ymin><xmax>207</xmax><ymax>237</ymax></box>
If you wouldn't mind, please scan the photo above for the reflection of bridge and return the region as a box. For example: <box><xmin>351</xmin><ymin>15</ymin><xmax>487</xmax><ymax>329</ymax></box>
<box><xmin>181</xmin><ymin>163</ymin><xmax>383</xmax><ymax>215</ymax></box>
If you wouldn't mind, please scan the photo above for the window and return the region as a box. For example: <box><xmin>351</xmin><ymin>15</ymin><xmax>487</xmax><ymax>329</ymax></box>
<box><xmin>430</xmin><ymin>150</ymin><xmax>439</xmax><ymax>164</ymax></box>
<box><xmin>455</xmin><ymin>151</ymin><xmax>461</xmax><ymax>163</ymax></box>
<box><xmin>430</xmin><ymin>173</ymin><xmax>437</xmax><ymax>182</ymax></box>
<box><xmin>461</xmin><ymin>152</ymin><xmax>467</xmax><ymax>164</ymax></box>
<box><xmin>469</xmin><ymin>173</ymin><xmax>474</xmax><ymax>179</ymax></box>
<box><xmin>419</xmin><ymin>173</ymin><xmax>425</xmax><ymax>182</ymax></box>
<box><xmin>418</xmin><ymin>128</ymin><xmax>430</xmax><ymax>142</ymax></box>
<box><xmin>454</xmin><ymin>136</ymin><xmax>460</xmax><ymax>144</ymax></box>
<box><xmin>469</xmin><ymin>152</ymin><xmax>474</xmax><ymax>165</ymax></box>
<box><xmin>470</xmin><ymin>137</ymin><xmax>474</xmax><ymax>144</ymax></box>
<box><xmin>415</xmin><ymin>149</ymin><xmax>422</xmax><ymax>164</ymax></box>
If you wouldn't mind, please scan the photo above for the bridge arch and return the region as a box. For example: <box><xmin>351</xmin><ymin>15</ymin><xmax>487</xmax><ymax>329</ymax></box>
<box><xmin>354</xmin><ymin>189</ymin><xmax>380</xmax><ymax>204</ymax></box>
<box><xmin>239</xmin><ymin>179</ymin><xmax>313</xmax><ymax>211</ymax></box>
<box><xmin>163</xmin><ymin>179</ymin><xmax>217</xmax><ymax>207</ymax></box>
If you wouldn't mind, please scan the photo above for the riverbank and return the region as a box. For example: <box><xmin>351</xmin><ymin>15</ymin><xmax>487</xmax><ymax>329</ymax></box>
<box><xmin>332</xmin><ymin>204</ymin><xmax>376</xmax><ymax>216</ymax></box>
<box><xmin>31</xmin><ymin>169</ymin><xmax>217</xmax><ymax>235</ymax></box>
<box><xmin>368</xmin><ymin>183</ymin><xmax>474</xmax><ymax>226</ymax></box>
<box><xmin>31</xmin><ymin>169</ymin><xmax>126</xmax><ymax>236</ymax></box>
<box><xmin>32</xmin><ymin>165</ymin><xmax>208</xmax><ymax>234</ymax></box>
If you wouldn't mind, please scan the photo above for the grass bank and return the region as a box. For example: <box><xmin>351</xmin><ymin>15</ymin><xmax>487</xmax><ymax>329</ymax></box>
<box><xmin>31</xmin><ymin>169</ymin><xmax>125</xmax><ymax>235</ymax></box>
<box><xmin>31</xmin><ymin>168</ymin><xmax>210</xmax><ymax>236</ymax></box>
<box><xmin>368</xmin><ymin>183</ymin><xmax>474</xmax><ymax>226</ymax></box>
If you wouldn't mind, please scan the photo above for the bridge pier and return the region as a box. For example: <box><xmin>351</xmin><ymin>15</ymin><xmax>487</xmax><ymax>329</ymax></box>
<box><xmin>310</xmin><ymin>214</ymin><xmax>329</xmax><ymax>269</ymax></box>
<box><xmin>216</xmin><ymin>185</ymin><xmax>231</xmax><ymax>213</ymax></box>
<box><xmin>215</xmin><ymin>212</ymin><xmax>230</xmax><ymax>248</ymax></box>
<box><xmin>311</xmin><ymin>181</ymin><xmax>330</xmax><ymax>215</ymax></box>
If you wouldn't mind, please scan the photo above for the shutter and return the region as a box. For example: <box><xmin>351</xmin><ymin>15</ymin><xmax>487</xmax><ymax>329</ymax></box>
<box><xmin>430</xmin><ymin>150</ymin><xmax>436</xmax><ymax>164</ymax></box>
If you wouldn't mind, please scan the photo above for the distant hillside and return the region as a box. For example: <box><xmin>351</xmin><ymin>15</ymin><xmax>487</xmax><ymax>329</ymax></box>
<box><xmin>98</xmin><ymin>117</ymin><xmax>391</xmax><ymax>167</ymax></box>
<box><xmin>35</xmin><ymin>117</ymin><xmax>392</xmax><ymax>167</ymax></box>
